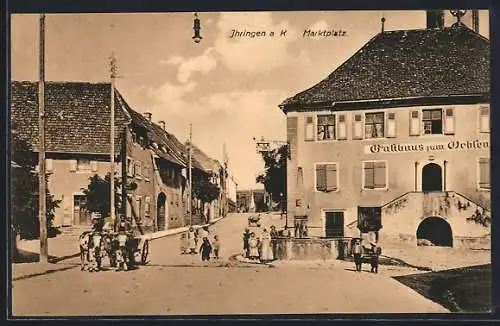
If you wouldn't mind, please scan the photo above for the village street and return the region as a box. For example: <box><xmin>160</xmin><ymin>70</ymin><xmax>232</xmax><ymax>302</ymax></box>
<box><xmin>11</xmin><ymin>213</ymin><xmax>449</xmax><ymax>316</ymax></box>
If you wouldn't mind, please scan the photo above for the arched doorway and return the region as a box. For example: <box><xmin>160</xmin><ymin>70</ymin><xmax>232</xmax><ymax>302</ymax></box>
<box><xmin>416</xmin><ymin>216</ymin><xmax>453</xmax><ymax>247</ymax></box>
<box><xmin>422</xmin><ymin>163</ymin><xmax>442</xmax><ymax>192</ymax></box>
<box><xmin>157</xmin><ymin>193</ymin><xmax>167</xmax><ymax>231</ymax></box>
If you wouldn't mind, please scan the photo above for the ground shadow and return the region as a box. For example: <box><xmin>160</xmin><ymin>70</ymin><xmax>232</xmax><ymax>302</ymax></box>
<box><xmin>393</xmin><ymin>264</ymin><xmax>491</xmax><ymax>312</ymax></box>
<box><xmin>12</xmin><ymin>248</ymin><xmax>79</xmax><ymax>264</ymax></box>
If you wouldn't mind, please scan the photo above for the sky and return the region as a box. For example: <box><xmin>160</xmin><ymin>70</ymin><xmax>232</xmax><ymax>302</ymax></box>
<box><xmin>10</xmin><ymin>10</ymin><xmax>489</xmax><ymax>190</ymax></box>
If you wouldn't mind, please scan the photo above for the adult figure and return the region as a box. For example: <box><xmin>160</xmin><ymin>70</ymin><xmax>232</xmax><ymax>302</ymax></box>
<box><xmin>353</xmin><ymin>238</ymin><xmax>363</xmax><ymax>272</ymax></box>
<box><xmin>260</xmin><ymin>228</ymin><xmax>274</xmax><ymax>262</ymax></box>
<box><xmin>188</xmin><ymin>227</ymin><xmax>197</xmax><ymax>254</ymax></box>
<box><xmin>269</xmin><ymin>225</ymin><xmax>279</xmax><ymax>259</ymax></box>
<box><xmin>243</xmin><ymin>228</ymin><xmax>251</xmax><ymax>258</ymax></box>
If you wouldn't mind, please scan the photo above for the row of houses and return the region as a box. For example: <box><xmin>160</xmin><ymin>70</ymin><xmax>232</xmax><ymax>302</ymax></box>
<box><xmin>11</xmin><ymin>81</ymin><xmax>238</xmax><ymax>232</ymax></box>
<box><xmin>279</xmin><ymin>11</ymin><xmax>490</xmax><ymax>248</ymax></box>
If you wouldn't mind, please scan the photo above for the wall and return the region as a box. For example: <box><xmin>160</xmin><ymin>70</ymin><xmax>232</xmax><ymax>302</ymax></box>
<box><xmin>47</xmin><ymin>153</ymin><xmax>121</xmax><ymax>227</ymax></box>
<box><xmin>287</xmin><ymin>103</ymin><xmax>490</xmax><ymax>241</ymax></box>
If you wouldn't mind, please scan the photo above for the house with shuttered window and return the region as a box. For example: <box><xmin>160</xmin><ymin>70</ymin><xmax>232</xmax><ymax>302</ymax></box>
<box><xmin>10</xmin><ymin>81</ymin><xmax>193</xmax><ymax>232</ymax></box>
<box><xmin>279</xmin><ymin>22</ymin><xmax>490</xmax><ymax>248</ymax></box>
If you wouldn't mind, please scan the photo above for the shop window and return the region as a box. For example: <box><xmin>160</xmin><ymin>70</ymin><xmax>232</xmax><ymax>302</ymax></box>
<box><xmin>422</xmin><ymin>109</ymin><xmax>442</xmax><ymax>135</ymax></box>
<box><xmin>479</xmin><ymin>158</ymin><xmax>490</xmax><ymax>189</ymax></box>
<box><xmin>363</xmin><ymin>161</ymin><xmax>387</xmax><ymax>189</ymax></box>
<box><xmin>315</xmin><ymin>163</ymin><xmax>338</xmax><ymax>192</ymax></box>
<box><xmin>337</xmin><ymin>114</ymin><xmax>347</xmax><ymax>140</ymax></box>
<box><xmin>304</xmin><ymin>116</ymin><xmax>314</xmax><ymax>141</ymax></box>
<box><xmin>410</xmin><ymin>110</ymin><xmax>420</xmax><ymax>136</ymax></box>
<box><xmin>387</xmin><ymin>112</ymin><xmax>396</xmax><ymax>138</ymax></box>
<box><xmin>365</xmin><ymin>112</ymin><xmax>385</xmax><ymax>139</ymax></box>
<box><xmin>317</xmin><ymin>114</ymin><xmax>336</xmax><ymax>141</ymax></box>
<box><xmin>480</xmin><ymin>106</ymin><xmax>490</xmax><ymax>133</ymax></box>
<box><xmin>353</xmin><ymin>114</ymin><xmax>363</xmax><ymax>139</ymax></box>
<box><xmin>444</xmin><ymin>108</ymin><xmax>455</xmax><ymax>135</ymax></box>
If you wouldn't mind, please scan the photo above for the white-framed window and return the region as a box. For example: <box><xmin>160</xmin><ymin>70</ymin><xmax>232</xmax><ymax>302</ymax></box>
<box><xmin>46</xmin><ymin>158</ymin><xmax>53</xmax><ymax>173</ymax></box>
<box><xmin>337</xmin><ymin>114</ymin><xmax>347</xmax><ymax>140</ymax></box>
<box><xmin>409</xmin><ymin>110</ymin><xmax>420</xmax><ymax>136</ymax></box>
<box><xmin>364</xmin><ymin>112</ymin><xmax>385</xmax><ymax>139</ymax></box>
<box><xmin>353</xmin><ymin>114</ymin><xmax>363</xmax><ymax>139</ymax></box>
<box><xmin>136</xmin><ymin>196</ymin><xmax>142</xmax><ymax>219</ymax></box>
<box><xmin>304</xmin><ymin>116</ymin><xmax>314</xmax><ymax>141</ymax></box>
<box><xmin>422</xmin><ymin>109</ymin><xmax>443</xmax><ymax>135</ymax></box>
<box><xmin>478</xmin><ymin>157</ymin><xmax>490</xmax><ymax>190</ymax></box>
<box><xmin>127</xmin><ymin>158</ymin><xmax>134</xmax><ymax>177</ymax></box>
<box><xmin>315</xmin><ymin>162</ymin><xmax>339</xmax><ymax>192</ymax></box>
<box><xmin>77</xmin><ymin>159</ymin><xmax>91</xmax><ymax>172</ymax></box>
<box><xmin>479</xmin><ymin>106</ymin><xmax>490</xmax><ymax>133</ymax></box>
<box><xmin>90</xmin><ymin>160</ymin><xmax>98</xmax><ymax>172</ymax></box>
<box><xmin>135</xmin><ymin>161</ymin><xmax>142</xmax><ymax>178</ymax></box>
<box><xmin>144</xmin><ymin>166</ymin><xmax>150</xmax><ymax>181</ymax></box>
<box><xmin>317</xmin><ymin>114</ymin><xmax>336</xmax><ymax>141</ymax></box>
<box><xmin>386</xmin><ymin>112</ymin><xmax>396</xmax><ymax>138</ymax></box>
<box><xmin>363</xmin><ymin>160</ymin><xmax>388</xmax><ymax>190</ymax></box>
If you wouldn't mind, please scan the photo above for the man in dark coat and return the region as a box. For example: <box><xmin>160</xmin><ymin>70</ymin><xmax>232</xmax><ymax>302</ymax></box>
<box><xmin>243</xmin><ymin>228</ymin><xmax>251</xmax><ymax>258</ymax></box>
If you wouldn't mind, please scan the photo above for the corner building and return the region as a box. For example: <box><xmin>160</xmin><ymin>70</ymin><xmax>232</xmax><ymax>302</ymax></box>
<box><xmin>280</xmin><ymin>25</ymin><xmax>490</xmax><ymax>248</ymax></box>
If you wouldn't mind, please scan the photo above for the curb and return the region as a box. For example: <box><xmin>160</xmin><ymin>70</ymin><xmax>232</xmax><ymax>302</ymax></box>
<box><xmin>146</xmin><ymin>216</ymin><xmax>226</xmax><ymax>241</ymax></box>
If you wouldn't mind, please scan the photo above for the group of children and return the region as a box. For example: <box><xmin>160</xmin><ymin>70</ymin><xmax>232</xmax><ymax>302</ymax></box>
<box><xmin>352</xmin><ymin>238</ymin><xmax>381</xmax><ymax>273</ymax></box>
<box><xmin>180</xmin><ymin>226</ymin><xmax>220</xmax><ymax>261</ymax></box>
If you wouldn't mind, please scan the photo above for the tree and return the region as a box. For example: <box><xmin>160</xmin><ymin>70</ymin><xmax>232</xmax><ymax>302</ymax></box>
<box><xmin>256</xmin><ymin>144</ymin><xmax>287</xmax><ymax>204</ymax></box>
<box><xmin>81</xmin><ymin>173</ymin><xmax>122</xmax><ymax>218</ymax></box>
<box><xmin>192</xmin><ymin>173</ymin><xmax>220</xmax><ymax>204</ymax></box>
<box><xmin>11</xmin><ymin>133</ymin><xmax>61</xmax><ymax>240</ymax></box>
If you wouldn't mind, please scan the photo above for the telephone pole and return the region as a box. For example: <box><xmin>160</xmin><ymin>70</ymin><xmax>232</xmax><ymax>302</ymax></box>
<box><xmin>110</xmin><ymin>52</ymin><xmax>117</xmax><ymax>223</ymax></box>
<box><xmin>188</xmin><ymin>124</ymin><xmax>193</xmax><ymax>225</ymax></box>
<box><xmin>38</xmin><ymin>13</ymin><xmax>48</xmax><ymax>263</ymax></box>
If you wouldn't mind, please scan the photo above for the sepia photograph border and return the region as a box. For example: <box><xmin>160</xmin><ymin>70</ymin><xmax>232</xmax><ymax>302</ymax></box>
<box><xmin>3</xmin><ymin>0</ymin><xmax>500</xmax><ymax>322</ymax></box>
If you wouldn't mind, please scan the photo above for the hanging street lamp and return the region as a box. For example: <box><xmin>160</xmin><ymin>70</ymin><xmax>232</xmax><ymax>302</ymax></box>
<box><xmin>192</xmin><ymin>12</ymin><xmax>202</xmax><ymax>43</ymax></box>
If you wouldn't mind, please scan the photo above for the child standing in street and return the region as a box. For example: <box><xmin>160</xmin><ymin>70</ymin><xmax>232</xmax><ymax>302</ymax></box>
<box><xmin>199</xmin><ymin>237</ymin><xmax>212</xmax><ymax>261</ymax></box>
<box><xmin>212</xmin><ymin>235</ymin><xmax>221</xmax><ymax>259</ymax></box>
<box><xmin>180</xmin><ymin>233</ymin><xmax>189</xmax><ymax>254</ymax></box>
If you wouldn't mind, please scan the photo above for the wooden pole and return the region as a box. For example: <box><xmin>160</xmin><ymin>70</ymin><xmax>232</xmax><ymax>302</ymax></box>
<box><xmin>110</xmin><ymin>53</ymin><xmax>117</xmax><ymax>223</ymax></box>
<box><xmin>38</xmin><ymin>13</ymin><xmax>48</xmax><ymax>264</ymax></box>
<box><xmin>189</xmin><ymin>124</ymin><xmax>193</xmax><ymax>225</ymax></box>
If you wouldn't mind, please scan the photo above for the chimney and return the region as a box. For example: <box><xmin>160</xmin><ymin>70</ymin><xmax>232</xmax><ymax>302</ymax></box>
<box><xmin>143</xmin><ymin>112</ymin><xmax>152</xmax><ymax>121</ymax></box>
<box><xmin>158</xmin><ymin>120</ymin><xmax>166</xmax><ymax>130</ymax></box>
<box><xmin>426</xmin><ymin>10</ymin><xmax>444</xmax><ymax>29</ymax></box>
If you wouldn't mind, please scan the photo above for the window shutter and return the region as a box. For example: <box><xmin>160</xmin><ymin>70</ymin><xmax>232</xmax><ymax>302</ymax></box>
<box><xmin>387</xmin><ymin>112</ymin><xmax>396</xmax><ymax>138</ymax></box>
<box><xmin>374</xmin><ymin>161</ymin><xmax>387</xmax><ymax>188</ymax></box>
<box><xmin>305</xmin><ymin>116</ymin><xmax>314</xmax><ymax>141</ymax></box>
<box><xmin>338</xmin><ymin>114</ymin><xmax>347</xmax><ymax>140</ymax></box>
<box><xmin>69</xmin><ymin>159</ymin><xmax>77</xmax><ymax>172</ymax></box>
<box><xmin>480</xmin><ymin>106</ymin><xmax>490</xmax><ymax>133</ymax></box>
<box><xmin>46</xmin><ymin>159</ymin><xmax>53</xmax><ymax>172</ymax></box>
<box><xmin>316</xmin><ymin>164</ymin><xmax>327</xmax><ymax>191</ymax></box>
<box><xmin>353</xmin><ymin>114</ymin><xmax>363</xmax><ymax>139</ymax></box>
<box><xmin>364</xmin><ymin>162</ymin><xmax>374</xmax><ymax>189</ymax></box>
<box><xmin>444</xmin><ymin>108</ymin><xmax>455</xmax><ymax>135</ymax></box>
<box><xmin>479</xmin><ymin>158</ymin><xmax>490</xmax><ymax>189</ymax></box>
<box><xmin>90</xmin><ymin>160</ymin><xmax>98</xmax><ymax>172</ymax></box>
<box><xmin>410</xmin><ymin>110</ymin><xmax>420</xmax><ymax>136</ymax></box>
<box><xmin>326</xmin><ymin>164</ymin><xmax>338</xmax><ymax>191</ymax></box>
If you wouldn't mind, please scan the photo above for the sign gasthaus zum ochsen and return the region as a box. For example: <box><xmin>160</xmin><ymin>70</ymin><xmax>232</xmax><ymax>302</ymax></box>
<box><xmin>364</xmin><ymin>139</ymin><xmax>490</xmax><ymax>155</ymax></box>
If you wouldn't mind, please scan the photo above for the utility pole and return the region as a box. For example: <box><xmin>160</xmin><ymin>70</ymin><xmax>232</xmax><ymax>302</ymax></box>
<box><xmin>110</xmin><ymin>52</ymin><xmax>117</xmax><ymax>224</ymax></box>
<box><xmin>38</xmin><ymin>13</ymin><xmax>48</xmax><ymax>264</ymax></box>
<box><xmin>188</xmin><ymin>124</ymin><xmax>193</xmax><ymax>225</ymax></box>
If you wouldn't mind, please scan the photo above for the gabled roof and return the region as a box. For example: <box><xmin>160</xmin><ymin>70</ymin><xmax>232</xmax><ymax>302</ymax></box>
<box><xmin>11</xmin><ymin>81</ymin><xmax>130</xmax><ymax>154</ymax></box>
<box><xmin>188</xmin><ymin>142</ymin><xmax>222</xmax><ymax>174</ymax></box>
<box><xmin>281</xmin><ymin>26</ymin><xmax>490</xmax><ymax>110</ymax></box>
<box><xmin>125</xmin><ymin>108</ymin><xmax>187</xmax><ymax>167</ymax></box>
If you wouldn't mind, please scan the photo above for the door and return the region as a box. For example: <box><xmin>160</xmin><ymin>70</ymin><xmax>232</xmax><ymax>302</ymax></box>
<box><xmin>73</xmin><ymin>195</ymin><xmax>91</xmax><ymax>226</ymax></box>
<box><xmin>422</xmin><ymin>163</ymin><xmax>442</xmax><ymax>192</ymax></box>
<box><xmin>325</xmin><ymin>211</ymin><xmax>344</xmax><ymax>237</ymax></box>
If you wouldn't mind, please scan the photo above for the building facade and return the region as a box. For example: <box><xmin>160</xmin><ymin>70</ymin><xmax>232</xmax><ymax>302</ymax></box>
<box><xmin>279</xmin><ymin>23</ymin><xmax>490</xmax><ymax>248</ymax></box>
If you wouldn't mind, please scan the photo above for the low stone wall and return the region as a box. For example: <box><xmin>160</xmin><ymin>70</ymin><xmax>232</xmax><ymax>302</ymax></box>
<box><xmin>454</xmin><ymin>236</ymin><xmax>491</xmax><ymax>250</ymax></box>
<box><xmin>274</xmin><ymin>237</ymin><xmax>353</xmax><ymax>260</ymax></box>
